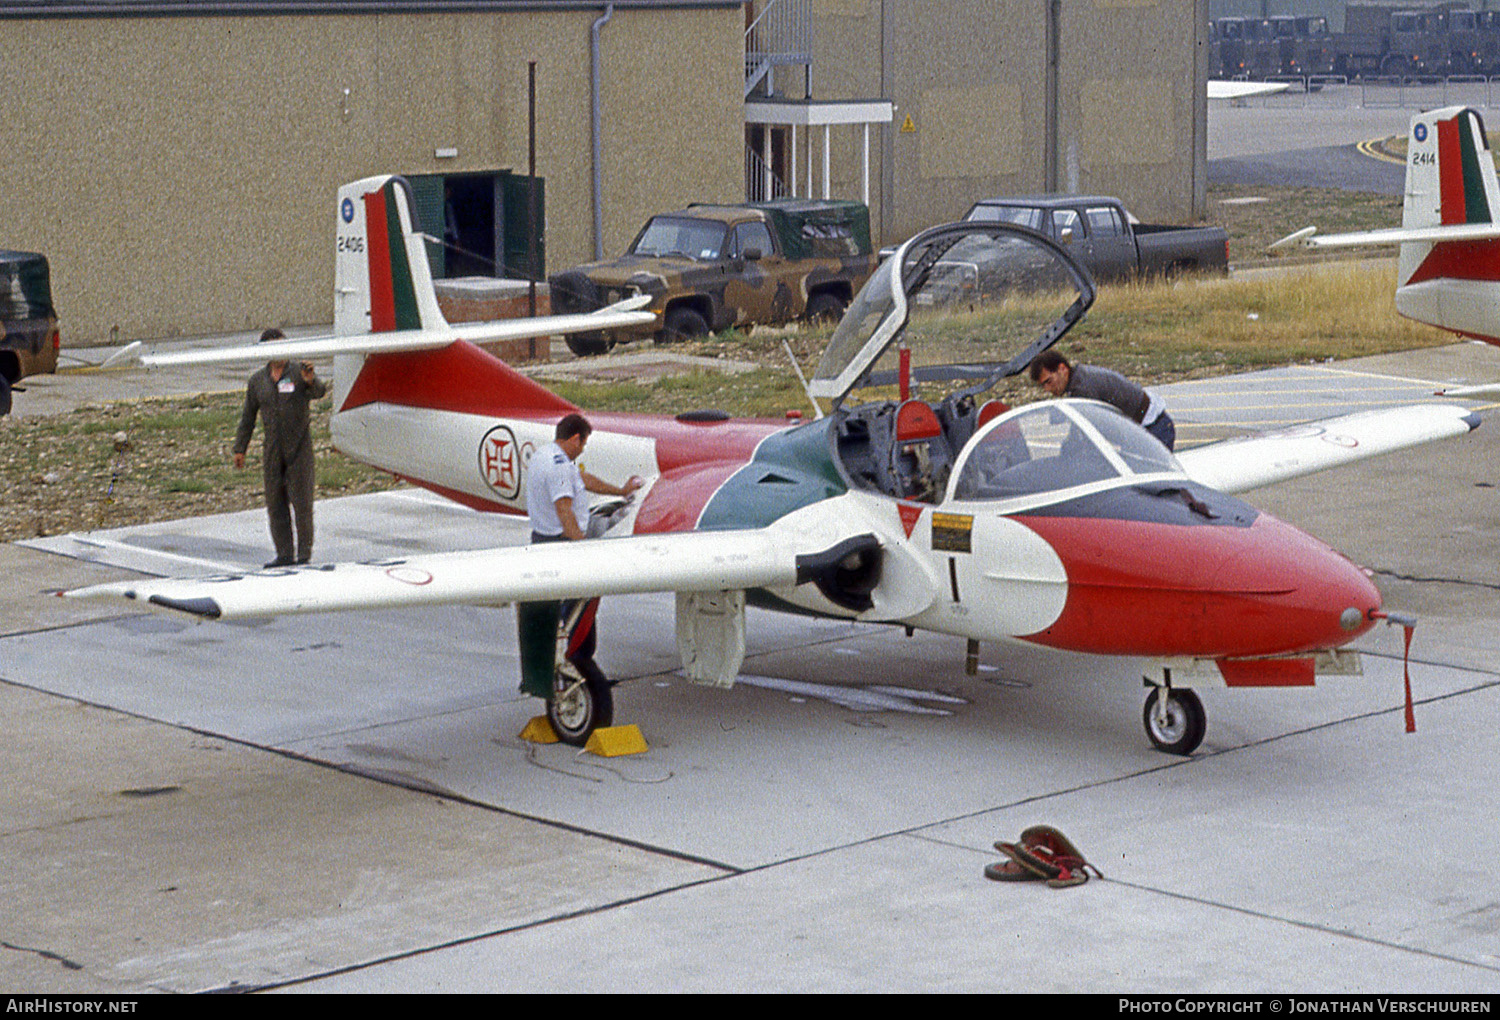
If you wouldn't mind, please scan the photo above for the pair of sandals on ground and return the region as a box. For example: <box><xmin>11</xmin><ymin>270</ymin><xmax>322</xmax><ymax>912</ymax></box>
<box><xmin>984</xmin><ymin>825</ymin><xmax>1102</xmax><ymax>888</ymax></box>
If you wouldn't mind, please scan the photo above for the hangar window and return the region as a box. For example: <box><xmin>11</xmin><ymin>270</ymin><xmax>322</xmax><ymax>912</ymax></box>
<box><xmin>406</xmin><ymin>171</ymin><xmax>546</xmax><ymax>282</ymax></box>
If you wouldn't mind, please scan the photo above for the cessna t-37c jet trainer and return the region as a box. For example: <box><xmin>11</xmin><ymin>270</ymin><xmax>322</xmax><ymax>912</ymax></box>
<box><xmin>72</xmin><ymin>175</ymin><xmax>1480</xmax><ymax>755</ymax></box>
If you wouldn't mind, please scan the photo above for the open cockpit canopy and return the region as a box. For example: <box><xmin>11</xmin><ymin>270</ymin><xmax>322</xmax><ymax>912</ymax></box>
<box><xmin>808</xmin><ymin>222</ymin><xmax>1095</xmax><ymax>408</ymax></box>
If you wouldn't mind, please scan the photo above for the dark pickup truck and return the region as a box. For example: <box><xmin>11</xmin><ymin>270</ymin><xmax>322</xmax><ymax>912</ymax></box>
<box><xmin>1</xmin><ymin>250</ymin><xmax>61</xmax><ymax>416</ymax></box>
<box><xmin>964</xmin><ymin>195</ymin><xmax>1228</xmax><ymax>283</ymax></box>
<box><xmin>549</xmin><ymin>199</ymin><xmax>877</xmax><ymax>356</ymax></box>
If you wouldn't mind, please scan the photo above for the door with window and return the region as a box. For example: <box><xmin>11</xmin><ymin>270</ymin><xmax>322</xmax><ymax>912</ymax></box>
<box><xmin>1081</xmin><ymin>205</ymin><xmax>1137</xmax><ymax>282</ymax></box>
<box><xmin>725</xmin><ymin>219</ymin><xmax>799</xmax><ymax>324</ymax></box>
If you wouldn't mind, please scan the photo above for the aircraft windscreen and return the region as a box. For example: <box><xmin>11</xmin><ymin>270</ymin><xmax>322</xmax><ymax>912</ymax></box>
<box><xmin>952</xmin><ymin>404</ymin><xmax>1119</xmax><ymax>500</ymax></box>
<box><xmin>817</xmin><ymin>256</ymin><xmax>900</xmax><ymax>384</ymax></box>
<box><xmin>810</xmin><ymin>223</ymin><xmax>1091</xmax><ymax>406</ymax></box>
<box><xmin>1071</xmin><ymin>402</ymin><xmax>1181</xmax><ymax>475</ymax></box>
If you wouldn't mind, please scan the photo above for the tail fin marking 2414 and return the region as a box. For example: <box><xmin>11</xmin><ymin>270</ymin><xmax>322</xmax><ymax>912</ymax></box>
<box><xmin>1272</xmin><ymin>106</ymin><xmax>1500</xmax><ymax>344</ymax></box>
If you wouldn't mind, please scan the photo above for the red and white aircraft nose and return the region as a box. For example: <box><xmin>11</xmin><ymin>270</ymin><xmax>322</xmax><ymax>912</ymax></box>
<box><xmin>1018</xmin><ymin>510</ymin><xmax>1381</xmax><ymax>659</ymax></box>
<box><xmin>1211</xmin><ymin>513</ymin><xmax>1382</xmax><ymax>654</ymax></box>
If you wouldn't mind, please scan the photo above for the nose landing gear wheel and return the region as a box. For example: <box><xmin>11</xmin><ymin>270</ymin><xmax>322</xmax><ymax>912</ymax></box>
<box><xmin>547</xmin><ymin>659</ymin><xmax>614</xmax><ymax>747</ymax></box>
<box><xmin>1143</xmin><ymin>687</ymin><xmax>1205</xmax><ymax>756</ymax></box>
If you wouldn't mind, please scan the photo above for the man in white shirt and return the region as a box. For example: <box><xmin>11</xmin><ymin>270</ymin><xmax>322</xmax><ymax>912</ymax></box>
<box><xmin>524</xmin><ymin>414</ymin><xmax>643</xmax><ymax>696</ymax></box>
<box><xmin>527</xmin><ymin>413</ymin><xmax>642</xmax><ymax>542</ymax></box>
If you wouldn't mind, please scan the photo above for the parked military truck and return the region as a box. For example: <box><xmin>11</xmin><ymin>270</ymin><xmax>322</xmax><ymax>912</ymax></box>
<box><xmin>1212</xmin><ymin>15</ymin><xmax>1335</xmax><ymax>79</ymax></box>
<box><xmin>1211</xmin><ymin>6</ymin><xmax>1500</xmax><ymax>81</ymax></box>
<box><xmin>0</xmin><ymin>250</ymin><xmax>61</xmax><ymax>416</ymax></box>
<box><xmin>548</xmin><ymin>199</ymin><xmax>877</xmax><ymax>356</ymax></box>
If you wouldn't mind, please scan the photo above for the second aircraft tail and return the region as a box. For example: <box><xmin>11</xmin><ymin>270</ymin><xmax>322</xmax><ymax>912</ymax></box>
<box><xmin>1270</xmin><ymin>105</ymin><xmax>1500</xmax><ymax>344</ymax></box>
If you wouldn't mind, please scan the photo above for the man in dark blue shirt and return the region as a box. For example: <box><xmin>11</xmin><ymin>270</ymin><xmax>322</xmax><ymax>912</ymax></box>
<box><xmin>1029</xmin><ymin>351</ymin><xmax>1176</xmax><ymax>451</ymax></box>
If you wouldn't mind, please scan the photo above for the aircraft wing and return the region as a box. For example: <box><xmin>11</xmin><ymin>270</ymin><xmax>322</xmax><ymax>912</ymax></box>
<box><xmin>1207</xmin><ymin>80</ymin><xmax>1290</xmax><ymax>100</ymax></box>
<box><xmin>102</xmin><ymin>297</ymin><xmax>654</xmax><ymax>369</ymax></box>
<box><xmin>1176</xmin><ymin>403</ymin><xmax>1480</xmax><ymax>494</ymax></box>
<box><xmin>1437</xmin><ymin>381</ymin><xmax>1500</xmax><ymax>400</ymax></box>
<box><xmin>62</xmin><ymin>525</ymin><xmax>868</xmax><ymax>621</ymax></box>
<box><xmin>1269</xmin><ymin>222</ymin><xmax>1500</xmax><ymax>251</ymax></box>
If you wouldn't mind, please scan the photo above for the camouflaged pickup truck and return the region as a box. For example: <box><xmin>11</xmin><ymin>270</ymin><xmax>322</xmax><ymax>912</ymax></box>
<box><xmin>0</xmin><ymin>250</ymin><xmax>61</xmax><ymax>417</ymax></box>
<box><xmin>548</xmin><ymin>199</ymin><xmax>876</xmax><ymax>356</ymax></box>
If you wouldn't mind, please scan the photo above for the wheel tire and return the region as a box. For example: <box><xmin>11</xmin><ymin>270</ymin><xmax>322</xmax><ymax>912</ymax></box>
<box><xmin>0</xmin><ymin>375</ymin><xmax>10</xmax><ymax>417</ymax></box>
<box><xmin>1381</xmin><ymin>55</ymin><xmax>1410</xmax><ymax>78</ymax></box>
<box><xmin>546</xmin><ymin>659</ymin><xmax>614</xmax><ymax>747</ymax></box>
<box><xmin>565</xmin><ymin>331</ymin><xmax>613</xmax><ymax>357</ymax></box>
<box><xmin>805</xmin><ymin>291</ymin><xmax>847</xmax><ymax>325</ymax></box>
<box><xmin>1143</xmin><ymin>687</ymin><xmax>1206</xmax><ymax>756</ymax></box>
<box><xmin>660</xmin><ymin>306</ymin><xmax>709</xmax><ymax>344</ymax></box>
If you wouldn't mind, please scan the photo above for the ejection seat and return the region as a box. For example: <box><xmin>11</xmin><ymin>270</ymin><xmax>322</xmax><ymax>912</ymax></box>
<box><xmin>891</xmin><ymin>400</ymin><xmax>953</xmax><ymax>503</ymax></box>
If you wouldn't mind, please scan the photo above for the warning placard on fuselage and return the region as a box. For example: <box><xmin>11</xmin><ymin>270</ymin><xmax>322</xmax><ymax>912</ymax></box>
<box><xmin>931</xmin><ymin>512</ymin><xmax>973</xmax><ymax>553</ymax></box>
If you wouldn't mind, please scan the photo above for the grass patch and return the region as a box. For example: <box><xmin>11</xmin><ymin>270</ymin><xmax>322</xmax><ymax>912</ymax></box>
<box><xmin>675</xmin><ymin>258</ymin><xmax>1448</xmax><ymax>397</ymax></box>
<box><xmin>0</xmin><ymin>393</ymin><xmax>399</xmax><ymax>539</ymax></box>
<box><xmin>162</xmin><ymin>478</ymin><xmax>214</xmax><ymax>494</ymax></box>
<box><xmin>1066</xmin><ymin>261</ymin><xmax>1448</xmax><ymax>379</ymax></box>
<box><xmin>1209</xmin><ymin>184</ymin><xmax>1405</xmax><ymax>266</ymax></box>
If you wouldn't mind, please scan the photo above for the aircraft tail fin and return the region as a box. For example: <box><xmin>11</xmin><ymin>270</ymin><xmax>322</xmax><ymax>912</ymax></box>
<box><xmin>1268</xmin><ymin>106</ymin><xmax>1500</xmax><ymax>345</ymax></box>
<box><xmin>334</xmin><ymin>175</ymin><xmax>447</xmax><ymax>337</ymax></box>
<box><xmin>1396</xmin><ymin>106</ymin><xmax>1500</xmax><ymax>342</ymax></box>
<box><xmin>1401</xmin><ymin>106</ymin><xmax>1500</xmax><ymax>234</ymax></box>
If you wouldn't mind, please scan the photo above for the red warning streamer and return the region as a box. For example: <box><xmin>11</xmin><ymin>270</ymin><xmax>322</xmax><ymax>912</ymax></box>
<box><xmin>1401</xmin><ymin>622</ymin><xmax>1416</xmax><ymax>734</ymax></box>
<box><xmin>1371</xmin><ymin>611</ymin><xmax>1417</xmax><ymax>733</ymax></box>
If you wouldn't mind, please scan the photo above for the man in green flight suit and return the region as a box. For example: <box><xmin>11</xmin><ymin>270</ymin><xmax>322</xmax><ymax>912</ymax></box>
<box><xmin>232</xmin><ymin>328</ymin><xmax>327</xmax><ymax>567</ymax></box>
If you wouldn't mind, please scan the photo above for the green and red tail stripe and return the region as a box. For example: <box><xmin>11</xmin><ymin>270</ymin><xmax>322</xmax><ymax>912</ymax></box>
<box><xmin>1438</xmin><ymin>109</ymin><xmax>1493</xmax><ymax>227</ymax></box>
<box><xmin>363</xmin><ymin>180</ymin><xmax>422</xmax><ymax>333</ymax></box>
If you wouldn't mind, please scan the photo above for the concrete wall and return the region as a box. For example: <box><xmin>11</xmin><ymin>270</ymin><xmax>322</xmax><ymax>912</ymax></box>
<box><xmin>779</xmin><ymin>0</ymin><xmax>1205</xmax><ymax>245</ymax></box>
<box><xmin>0</xmin><ymin>6</ymin><xmax>743</xmax><ymax>344</ymax></box>
<box><xmin>1061</xmin><ymin>0</ymin><xmax>1209</xmax><ymax>225</ymax></box>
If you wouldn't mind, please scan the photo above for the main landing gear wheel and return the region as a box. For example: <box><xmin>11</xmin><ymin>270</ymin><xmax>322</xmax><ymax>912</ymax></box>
<box><xmin>546</xmin><ymin>659</ymin><xmax>614</xmax><ymax>747</ymax></box>
<box><xmin>1143</xmin><ymin>687</ymin><xmax>1205</xmax><ymax>756</ymax></box>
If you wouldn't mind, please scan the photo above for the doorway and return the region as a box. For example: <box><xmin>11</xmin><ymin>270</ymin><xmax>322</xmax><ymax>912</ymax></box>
<box><xmin>406</xmin><ymin>171</ymin><xmax>547</xmax><ymax>282</ymax></box>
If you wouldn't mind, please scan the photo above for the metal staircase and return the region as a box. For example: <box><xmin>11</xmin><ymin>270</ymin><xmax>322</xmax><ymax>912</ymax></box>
<box><xmin>745</xmin><ymin>0</ymin><xmax>812</xmax><ymax>98</ymax></box>
<box><xmin>745</xmin><ymin>145</ymin><xmax>788</xmax><ymax>202</ymax></box>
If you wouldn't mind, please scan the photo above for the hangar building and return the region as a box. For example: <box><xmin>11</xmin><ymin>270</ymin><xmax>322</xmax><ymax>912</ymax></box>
<box><xmin>0</xmin><ymin>0</ymin><xmax>1206</xmax><ymax>344</ymax></box>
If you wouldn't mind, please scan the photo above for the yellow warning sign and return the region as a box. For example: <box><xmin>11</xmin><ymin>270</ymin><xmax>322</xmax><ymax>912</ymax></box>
<box><xmin>900</xmin><ymin>114</ymin><xmax>916</xmax><ymax>133</ymax></box>
<box><xmin>931</xmin><ymin>512</ymin><xmax>972</xmax><ymax>553</ymax></box>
